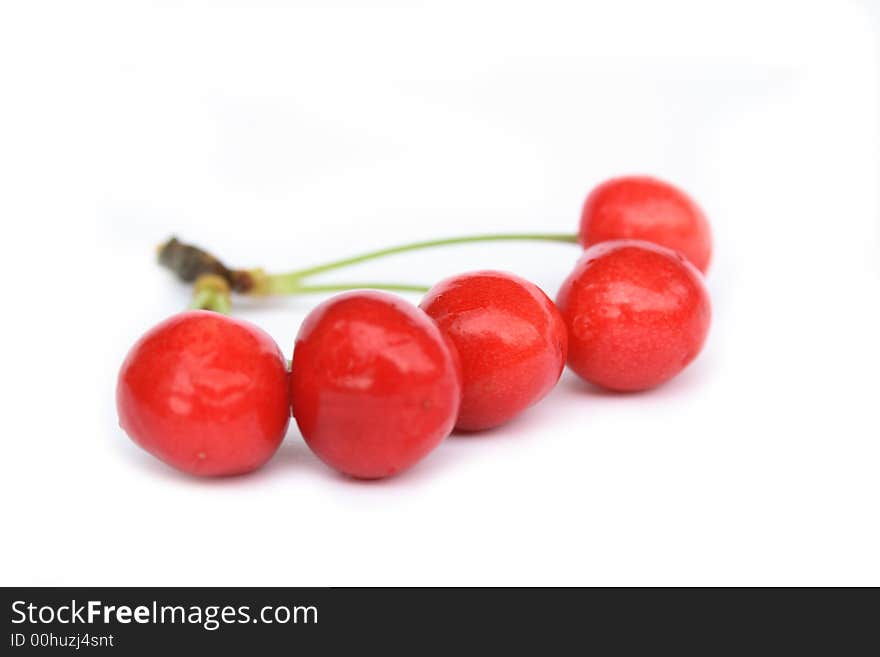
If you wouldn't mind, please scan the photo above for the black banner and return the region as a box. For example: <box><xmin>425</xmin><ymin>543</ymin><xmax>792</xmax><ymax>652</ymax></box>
<box><xmin>2</xmin><ymin>588</ymin><xmax>876</xmax><ymax>652</ymax></box>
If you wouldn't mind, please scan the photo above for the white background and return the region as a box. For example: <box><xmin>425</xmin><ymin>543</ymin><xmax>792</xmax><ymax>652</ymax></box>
<box><xmin>1</xmin><ymin>0</ymin><xmax>879</xmax><ymax>586</ymax></box>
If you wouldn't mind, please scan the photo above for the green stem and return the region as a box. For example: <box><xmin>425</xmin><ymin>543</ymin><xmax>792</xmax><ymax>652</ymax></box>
<box><xmin>189</xmin><ymin>287</ymin><xmax>232</xmax><ymax>314</ymax></box>
<box><xmin>160</xmin><ymin>232</ymin><xmax>579</xmax><ymax>306</ymax></box>
<box><xmin>269</xmin><ymin>232</ymin><xmax>579</xmax><ymax>287</ymax></box>
<box><xmin>270</xmin><ymin>281</ymin><xmax>430</xmax><ymax>295</ymax></box>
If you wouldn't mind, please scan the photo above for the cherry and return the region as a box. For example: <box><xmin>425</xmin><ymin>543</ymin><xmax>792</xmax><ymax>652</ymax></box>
<box><xmin>290</xmin><ymin>291</ymin><xmax>461</xmax><ymax>479</ymax></box>
<box><xmin>556</xmin><ymin>240</ymin><xmax>711</xmax><ymax>391</ymax></box>
<box><xmin>579</xmin><ymin>175</ymin><xmax>712</xmax><ymax>273</ymax></box>
<box><xmin>116</xmin><ymin>310</ymin><xmax>291</xmax><ymax>476</ymax></box>
<box><xmin>420</xmin><ymin>271</ymin><xmax>567</xmax><ymax>431</ymax></box>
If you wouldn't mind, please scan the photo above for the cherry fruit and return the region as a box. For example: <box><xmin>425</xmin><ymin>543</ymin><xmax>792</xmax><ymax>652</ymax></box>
<box><xmin>290</xmin><ymin>291</ymin><xmax>461</xmax><ymax>479</ymax></box>
<box><xmin>117</xmin><ymin>310</ymin><xmax>290</xmax><ymax>476</ymax></box>
<box><xmin>420</xmin><ymin>271</ymin><xmax>567</xmax><ymax>431</ymax></box>
<box><xmin>579</xmin><ymin>175</ymin><xmax>712</xmax><ymax>273</ymax></box>
<box><xmin>557</xmin><ymin>240</ymin><xmax>711</xmax><ymax>391</ymax></box>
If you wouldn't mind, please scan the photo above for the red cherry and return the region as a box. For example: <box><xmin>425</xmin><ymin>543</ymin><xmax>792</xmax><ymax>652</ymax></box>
<box><xmin>117</xmin><ymin>310</ymin><xmax>290</xmax><ymax>476</ymax></box>
<box><xmin>579</xmin><ymin>175</ymin><xmax>713</xmax><ymax>273</ymax></box>
<box><xmin>290</xmin><ymin>291</ymin><xmax>461</xmax><ymax>479</ymax></box>
<box><xmin>557</xmin><ymin>240</ymin><xmax>711</xmax><ymax>391</ymax></box>
<box><xmin>420</xmin><ymin>271</ymin><xmax>567</xmax><ymax>431</ymax></box>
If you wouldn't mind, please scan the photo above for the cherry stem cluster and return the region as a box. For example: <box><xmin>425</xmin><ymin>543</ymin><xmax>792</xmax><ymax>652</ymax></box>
<box><xmin>159</xmin><ymin>232</ymin><xmax>579</xmax><ymax>313</ymax></box>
